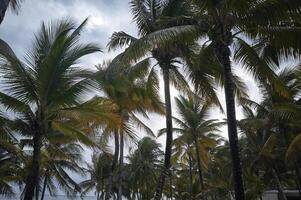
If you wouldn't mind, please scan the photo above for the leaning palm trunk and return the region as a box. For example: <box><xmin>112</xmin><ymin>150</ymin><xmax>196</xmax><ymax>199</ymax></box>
<box><xmin>271</xmin><ymin>168</ymin><xmax>287</xmax><ymax>200</ymax></box>
<box><xmin>154</xmin><ymin>67</ymin><xmax>173</xmax><ymax>200</ymax></box>
<box><xmin>106</xmin><ymin>131</ymin><xmax>119</xmax><ymax>200</ymax></box>
<box><xmin>0</xmin><ymin>0</ymin><xmax>9</xmax><ymax>24</ymax></box>
<box><xmin>40</xmin><ymin>171</ymin><xmax>48</xmax><ymax>200</ymax></box>
<box><xmin>24</xmin><ymin>133</ymin><xmax>43</xmax><ymax>200</ymax></box>
<box><xmin>212</xmin><ymin>40</ymin><xmax>245</xmax><ymax>200</ymax></box>
<box><xmin>117</xmin><ymin>131</ymin><xmax>124</xmax><ymax>200</ymax></box>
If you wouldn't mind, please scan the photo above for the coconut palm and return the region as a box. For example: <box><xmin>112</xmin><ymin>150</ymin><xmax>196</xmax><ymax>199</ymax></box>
<box><xmin>170</xmin><ymin>1</ymin><xmax>301</xmax><ymax>199</ymax></box>
<box><xmin>37</xmin><ymin>142</ymin><xmax>86</xmax><ymax>200</ymax></box>
<box><xmin>79</xmin><ymin>153</ymin><xmax>112</xmax><ymax>200</ymax></box>
<box><xmin>173</xmin><ymin>96</ymin><xmax>221</xmax><ymax>191</ymax></box>
<box><xmin>0</xmin><ymin>18</ymin><xmax>119</xmax><ymax>199</ymax></box>
<box><xmin>159</xmin><ymin>95</ymin><xmax>222</xmax><ymax>198</ymax></box>
<box><xmin>0</xmin><ymin>0</ymin><xmax>22</xmax><ymax>24</ymax></box>
<box><xmin>107</xmin><ymin>1</ymin><xmax>200</xmax><ymax>198</ymax></box>
<box><xmin>115</xmin><ymin>1</ymin><xmax>301</xmax><ymax>198</ymax></box>
<box><xmin>127</xmin><ymin>137</ymin><xmax>163</xmax><ymax>200</ymax></box>
<box><xmin>93</xmin><ymin>55</ymin><xmax>164</xmax><ymax>200</ymax></box>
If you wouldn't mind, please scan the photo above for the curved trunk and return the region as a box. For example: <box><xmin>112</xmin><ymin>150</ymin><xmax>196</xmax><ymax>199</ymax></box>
<box><xmin>271</xmin><ymin>168</ymin><xmax>287</xmax><ymax>200</ymax></box>
<box><xmin>24</xmin><ymin>133</ymin><xmax>43</xmax><ymax>200</ymax></box>
<box><xmin>155</xmin><ymin>67</ymin><xmax>173</xmax><ymax>200</ymax></box>
<box><xmin>0</xmin><ymin>0</ymin><xmax>9</xmax><ymax>24</ymax></box>
<box><xmin>105</xmin><ymin>130</ymin><xmax>119</xmax><ymax>200</ymax></box>
<box><xmin>117</xmin><ymin>131</ymin><xmax>124</xmax><ymax>200</ymax></box>
<box><xmin>193</xmin><ymin>135</ymin><xmax>204</xmax><ymax>190</ymax></box>
<box><xmin>212</xmin><ymin>40</ymin><xmax>245</xmax><ymax>200</ymax></box>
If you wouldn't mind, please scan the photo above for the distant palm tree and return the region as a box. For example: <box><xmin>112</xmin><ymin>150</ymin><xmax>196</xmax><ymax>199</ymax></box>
<box><xmin>0</xmin><ymin>0</ymin><xmax>22</xmax><ymax>24</ymax></box>
<box><xmin>38</xmin><ymin>142</ymin><xmax>85</xmax><ymax>200</ymax></box>
<box><xmin>79</xmin><ymin>153</ymin><xmax>112</xmax><ymax>200</ymax></box>
<box><xmin>159</xmin><ymin>95</ymin><xmax>222</xmax><ymax>197</ymax></box>
<box><xmin>127</xmin><ymin>137</ymin><xmax>163</xmax><ymax>200</ymax></box>
<box><xmin>0</xmin><ymin>18</ymin><xmax>116</xmax><ymax>199</ymax></box>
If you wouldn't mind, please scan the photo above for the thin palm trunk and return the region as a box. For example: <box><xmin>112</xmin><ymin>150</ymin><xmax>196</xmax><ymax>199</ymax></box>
<box><xmin>193</xmin><ymin>135</ymin><xmax>204</xmax><ymax>190</ymax></box>
<box><xmin>169</xmin><ymin>171</ymin><xmax>173</xmax><ymax>200</ymax></box>
<box><xmin>105</xmin><ymin>131</ymin><xmax>119</xmax><ymax>200</ymax></box>
<box><xmin>40</xmin><ymin>171</ymin><xmax>48</xmax><ymax>200</ymax></box>
<box><xmin>155</xmin><ymin>67</ymin><xmax>173</xmax><ymax>200</ymax></box>
<box><xmin>188</xmin><ymin>152</ymin><xmax>193</xmax><ymax>200</ymax></box>
<box><xmin>271</xmin><ymin>168</ymin><xmax>287</xmax><ymax>200</ymax></box>
<box><xmin>0</xmin><ymin>0</ymin><xmax>9</xmax><ymax>24</ymax></box>
<box><xmin>24</xmin><ymin>133</ymin><xmax>43</xmax><ymax>200</ymax></box>
<box><xmin>212</xmin><ymin>40</ymin><xmax>245</xmax><ymax>200</ymax></box>
<box><xmin>117</xmin><ymin>131</ymin><xmax>124</xmax><ymax>200</ymax></box>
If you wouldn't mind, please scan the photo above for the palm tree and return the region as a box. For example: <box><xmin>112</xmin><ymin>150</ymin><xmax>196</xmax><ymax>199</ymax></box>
<box><xmin>79</xmin><ymin>153</ymin><xmax>112</xmax><ymax>200</ymax></box>
<box><xmin>159</xmin><ymin>95</ymin><xmax>222</xmax><ymax>198</ymax></box>
<box><xmin>38</xmin><ymin>142</ymin><xmax>86</xmax><ymax>200</ymax></box>
<box><xmin>127</xmin><ymin>137</ymin><xmax>163</xmax><ymax>200</ymax></box>
<box><xmin>174</xmin><ymin>1</ymin><xmax>301</xmax><ymax>199</ymax></box>
<box><xmin>174</xmin><ymin>96</ymin><xmax>221</xmax><ymax>192</ymax></box>
<box><xmin>0</xmin><ymin>0</ymin><xmax>22</xmax><ymax>24</ymax></box>
<box><xmin>107</xmin><ymin>1</ymin><xmax>196</xmax><ymax>198</ymax></box>
<box><xmin>0</xmin><ymin>18</ymin><xmax>118</xmax><ymax>199</ymax></box>
<box><xmin>93</xmin><ymin>55</ymin><xmax>164</xmax><ymax>200</ymax></box>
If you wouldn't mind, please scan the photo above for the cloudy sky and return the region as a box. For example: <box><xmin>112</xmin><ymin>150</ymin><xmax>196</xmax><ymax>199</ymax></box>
<box><xmin>0</xmin><ymin>0</ymin><xmax>265</xmax><ymax>196</ymax></box>
<box><xmin>0</xmin><ymin>0</ymin><xmax>264</xmax><ymax>148</ymax></box>
<box><xmin>0</xmin><ymin>0</ymin><xmax>267</xmax><ymax>147</ymax></box>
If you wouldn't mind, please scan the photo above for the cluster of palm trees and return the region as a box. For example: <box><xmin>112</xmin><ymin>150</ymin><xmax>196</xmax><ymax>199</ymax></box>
<box><xmin>0</xmin><ymin>0</ymin><xmax>301</xmax><ymax>200</ymax></box>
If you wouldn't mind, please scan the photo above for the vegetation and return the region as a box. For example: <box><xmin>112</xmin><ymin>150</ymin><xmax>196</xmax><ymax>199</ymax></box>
<box><xmin>0</xmin><ymin>0</ymin><xmax>301</xmax><ymax>200</ymax></box>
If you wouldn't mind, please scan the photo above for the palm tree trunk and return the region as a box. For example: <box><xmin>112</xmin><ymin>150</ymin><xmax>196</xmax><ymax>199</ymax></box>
<box><xmin>169</xmin><ymin>170</ymin><xmax>173</xmax><ymax>200</ymax></box>
<box><xmin>117</xmin><ymin>131</ymin><xmax>124</xmax><ymax>200</ymax></box>
<box><xmin>271</xmin><ymin>168</ymin><xmax>287</xmax><ymax>200</ymax></box>
<box><xmin>212</xmin><ymin>40</ymin><xmax>245</xmax><ymax>200</ymax></box>
<box><xmin>155</xmin><ymin>67</ymin><xmax>173</xmax><ymax>200</ymax></box>
<box><xmin>24</xmin><ymin>133</ymin><xmax>43</xmax><ymax>200</ymax></box>
<box><xmin>193</xmin><ymin>135</ymin><xmax>204</xmax><ymax>190</ymax></box>
<box><xmin>188</xmin><ymin>152</ymin><xmax>193</xmax><ymax>200</ymax></box>
<box><xmin>0</xmin><ymin>0</ymin><xmax>9</xmax><ymax>24</ymax></box>
<box><xmin>106</xmin><ymin>130</ymin><xmax>119</xmax><ymax>200</ymax></box>
<box><xmin>40</xmin><ymin>172</ymin><xmax>48</xmax><ymax>200</ymax></box>
<box><xmin>294</xmin><ymin>162</ymin><xmax>301</xmax><ymax>196</ymax></box>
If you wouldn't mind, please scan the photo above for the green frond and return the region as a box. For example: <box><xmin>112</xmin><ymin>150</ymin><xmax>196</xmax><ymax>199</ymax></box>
<box><xmin>121</xmin><ymin>25</ymin><xmax>198</xmax><ymax>63</ymax></box>
<box><xmin>285</xmin><ymin>133</ymin><xmax>301</xmax><ymax>163</ymax></box>
<box><xmin>234</xmin><ymin>37</ymin><xmax>289</xmax><ymax>97</ymax></box>
<box><xmin>51</xmin><ymin>122</ymin><xmax>97</xmax><ymax>148</ymax></box>
<box><xmin>108</xmin><ymin>31</ymin><xmax>138</xmax><ymax>51</ymax></box>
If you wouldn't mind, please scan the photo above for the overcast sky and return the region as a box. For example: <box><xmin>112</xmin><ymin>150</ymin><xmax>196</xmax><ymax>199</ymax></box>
<box><xmin>0</xmin><ymin>0</ymin><xmax>263</xmax><ymax>194</ymax></box>
<box><xmin>0</xmin><ymin>0</ymin><xmax>264</xmax><ymax>148</ymax></box>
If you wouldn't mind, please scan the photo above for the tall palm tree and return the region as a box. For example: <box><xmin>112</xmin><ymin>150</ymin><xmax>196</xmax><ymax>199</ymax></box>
<box><xmin>174</xmin><ymin>1</ymin><xmax>301</xmax><ymax>199</ymax></box>
<box><xmin>0</xmin><ymin>18</ymin><xmax>117</xmax><ymax>199</ymax></box>
<box><xmin>107</xmin><ymin>1</ymin><xmax>197</xmax><ymax>198</ymax></box>
<box><xmin>93</xmin><ymin>55</ymin><xmax>164</xmax><ymax>200</ymax></box>
<box><xmin>0</xmin><ymin>0</ymin><xmax>22</xmax><ymax>24</ymax></box>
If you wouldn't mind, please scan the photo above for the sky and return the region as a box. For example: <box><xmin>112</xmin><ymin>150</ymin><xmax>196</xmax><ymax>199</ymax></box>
<box><xmin>0</xmin><ymin>0</ymin><xmax>262</xmax><ymax>195</ymax></box>
<box><xmin>0</xmin><ymin>0</ymin><xmax>264</xmax><ymax>152</ymax></box>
